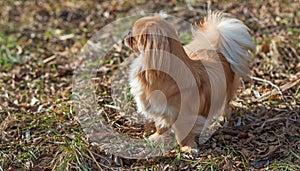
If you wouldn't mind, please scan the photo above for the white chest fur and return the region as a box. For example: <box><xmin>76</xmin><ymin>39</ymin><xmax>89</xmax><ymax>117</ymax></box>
<box><xmin>128</xmin><ymin>55</ymin><xmax>173</xmax><ymax>128</ymax></box>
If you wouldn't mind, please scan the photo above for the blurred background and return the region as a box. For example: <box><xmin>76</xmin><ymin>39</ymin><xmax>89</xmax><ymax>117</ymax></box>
<box><xmin>0</xmin><ymin>0</ymin><xmax>299</xmax><ymax>170</ymax></box>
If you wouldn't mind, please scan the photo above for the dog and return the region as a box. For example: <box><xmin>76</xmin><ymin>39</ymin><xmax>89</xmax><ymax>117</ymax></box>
<box><xmin>124</xmin><ymin>12</ymin><xmax>255</xmax><ymax>152</ymax></box>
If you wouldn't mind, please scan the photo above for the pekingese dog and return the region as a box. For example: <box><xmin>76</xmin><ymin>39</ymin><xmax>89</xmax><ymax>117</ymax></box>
<box><xmin>124</xmin><ymin>12</ymin><xmax>255</xmax><ymax>152</ymax></box>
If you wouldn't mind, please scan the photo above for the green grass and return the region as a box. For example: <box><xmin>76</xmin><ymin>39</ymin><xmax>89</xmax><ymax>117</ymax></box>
<box><xmin>270</xmin><ymin>151</ymin><xmax>300</xmax><ymax>170</ymax></box>
<box><xmin>1</xmin><ymin>0</ymin><xmax>299</xmax><ymax>170</ymax></box>
<box><xmin>0</xmin><ymin>31</ymin><xmax>21</xmax><ymax>72</ymax></box>
<box><xmin>52</xmin><ymin>134</ymin><xmax>90</xmax><ymax>170</ymax></box>
<box><xmin>179</xmin><ymin>31</ymin><xmax>192</xmax><ymax>45</ymax></box>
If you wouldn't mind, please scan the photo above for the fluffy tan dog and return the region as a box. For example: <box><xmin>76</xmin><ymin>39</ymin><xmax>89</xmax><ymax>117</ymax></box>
<box><xmin>125</xmin><ymin>12</ymin><xmax>254</xmax><ymax>151</ymax></box>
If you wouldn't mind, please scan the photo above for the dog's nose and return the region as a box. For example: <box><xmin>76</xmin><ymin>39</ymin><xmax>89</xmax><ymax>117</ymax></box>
<box><xmin>127</xmin><ymin>30</ymin><xmax>131</xmax><ymax>36</ymax></box>
<box><xmin>123</xmin><ymin>30</ymin><xmax>131</xmax><ymax>45</ymax></box>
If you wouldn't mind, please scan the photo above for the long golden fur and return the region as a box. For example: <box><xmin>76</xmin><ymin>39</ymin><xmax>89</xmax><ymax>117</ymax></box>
<box><xmin>125</xmin><ymin>12</ymin><xmax>255</xmax><ymax>151</ymax></box>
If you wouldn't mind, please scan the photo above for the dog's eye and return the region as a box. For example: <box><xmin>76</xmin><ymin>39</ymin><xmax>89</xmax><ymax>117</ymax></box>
<box><xmin>130</xmin><ymin>37</ymin><xmax>135</xmax><ymax>42</ymax></box>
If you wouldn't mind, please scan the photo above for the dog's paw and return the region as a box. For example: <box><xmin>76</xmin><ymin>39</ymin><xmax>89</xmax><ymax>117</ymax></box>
<box><xmin>180</xmin><ymin>140</ymin><xmax>198</xmax><ymax>157</ymax></box>
<box><xmin>149</xmin><ymin>132</ymin><xmax>164</xmax><ymax>144</ymax></box>
<box><xmin>148</xmin><ymin>132</ymin><xmax>174</xmax><ymax>147</ymax></box>
<box><xmin>149</xmin><ymin>132</ymin><xmax>167</xmax><ymax>145</ymax></box>
<box><xmin>146</xmin><ymin>132</ymin><xmax>175</xmax><ymax>155</ymax></box>
<box><xmin>181</xmin><ymin>145</ymin><xmax>199</xmax><ymax>157</ymax></box>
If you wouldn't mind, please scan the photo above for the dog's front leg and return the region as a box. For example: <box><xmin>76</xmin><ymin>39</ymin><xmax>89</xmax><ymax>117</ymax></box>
<box><xmin>149</xmin><ymin>124</ymin><xmax>170</xmax><ymax>144</ymax></box>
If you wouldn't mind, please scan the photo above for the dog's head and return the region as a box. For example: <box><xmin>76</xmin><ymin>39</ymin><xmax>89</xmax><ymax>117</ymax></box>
<box><xmin>125</xmin><ymin>16</ymin><xmax>185</xmax><ymax>74</ymax></box>
<box><xmin>125</xmin><ymin>16</ymin><xmax>179</xmax><ymax>53</ymax></box>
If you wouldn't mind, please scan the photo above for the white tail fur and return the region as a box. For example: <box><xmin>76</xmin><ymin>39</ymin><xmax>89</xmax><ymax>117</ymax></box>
<box><xmin>186</xmin><ymin>12</ymin><xmax>255</xmax><ymax>78</ymax></box>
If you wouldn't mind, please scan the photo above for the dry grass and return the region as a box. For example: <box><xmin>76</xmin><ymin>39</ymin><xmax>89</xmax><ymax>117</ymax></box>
<box><xmin>0</xmin><ymin>0</ymin><xmax>299</xmax><ymax>170</ymax></box>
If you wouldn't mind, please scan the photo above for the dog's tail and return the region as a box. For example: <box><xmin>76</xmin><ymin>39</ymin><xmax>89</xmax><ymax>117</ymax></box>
<box><xmin>186</xmin><ymin>11</ymin><xmax>255</xmax><ymax>78</ymax></box>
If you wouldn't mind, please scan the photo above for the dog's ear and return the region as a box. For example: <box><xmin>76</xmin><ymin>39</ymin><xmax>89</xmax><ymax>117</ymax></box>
<box><xmin>138</xmin><ymin>22</ymin><xmax>171</xmax><ymax>81</ymax></box>
<box><xmin>138</xmin><ymin>22</ymin><xmax>170</xmax><ymax>52</ymax></box>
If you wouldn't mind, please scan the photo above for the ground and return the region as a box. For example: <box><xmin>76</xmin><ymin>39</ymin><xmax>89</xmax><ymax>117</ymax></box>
<box><xmin>0</xmin><ymin>0</ymin><xmax>299</xmax><ymax>170</ymax></box>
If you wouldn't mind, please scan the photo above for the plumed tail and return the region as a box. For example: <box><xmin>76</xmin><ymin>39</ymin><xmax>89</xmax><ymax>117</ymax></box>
<box><xmin>187</xmin><ymin>11</ymin><xmax>255</xmax><ymax>78</ymax></box>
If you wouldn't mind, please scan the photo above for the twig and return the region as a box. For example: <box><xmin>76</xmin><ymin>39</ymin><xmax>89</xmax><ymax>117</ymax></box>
<box><xmin>104</xmin><ymin>104</ymin><xmax>121</xmax><ymax>110</ymax></box>
<box><xmin>250</xmin><ymin>76</ymin><xmax>300</xmax><ymax>102</ymax></box>
<box><xmin>250</xmin><ymin>76</ymin><xmax>285</xmax><ymax>101</ymax></box>
<box><xmin>43</xmin><ymin>55</ymin><xmax>57</xmax><ymax>64</ymax></box>
<box><xmin>86</xmin><ymin>147</ymin><xmax>111</xmax><ymax>170</ymax></box>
